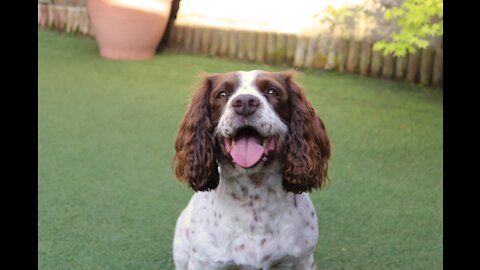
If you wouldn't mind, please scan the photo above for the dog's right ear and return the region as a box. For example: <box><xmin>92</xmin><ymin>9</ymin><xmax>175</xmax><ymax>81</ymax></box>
<box><xmin>173</xmin><ymin>74</ymin><xmax>220</xmax><ymax>191</ymax></box>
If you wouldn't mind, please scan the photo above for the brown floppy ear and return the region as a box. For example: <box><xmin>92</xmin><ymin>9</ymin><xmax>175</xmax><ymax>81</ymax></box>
<box><xmin>282</xmin><ymin>73</ymin><xmax>331</xmax><ymax>193</ymax></box>
<box><xmin>173</xmin><ymin>75</ymin><xmax>219</xmax><ymax>191</ymax></box>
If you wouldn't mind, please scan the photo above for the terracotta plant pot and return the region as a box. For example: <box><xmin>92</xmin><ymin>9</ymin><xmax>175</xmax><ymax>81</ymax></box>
<box><xmin>87</xmin><ymin>0</ymin><xmax>172</xmax><ymax>60</ymax></box>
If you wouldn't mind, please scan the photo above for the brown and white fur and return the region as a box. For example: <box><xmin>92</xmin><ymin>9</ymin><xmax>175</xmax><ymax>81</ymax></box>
<box><xmin>172</xmin><ymin>70</ymin><xmax>331</xmax><ymax>269</ymax></box>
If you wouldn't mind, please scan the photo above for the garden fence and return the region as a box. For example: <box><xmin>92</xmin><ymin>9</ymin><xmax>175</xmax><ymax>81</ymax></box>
<box><xmin>38</xmin><ymin>3</ymin><xmax>443</xmax><ymax>88</ymax></box>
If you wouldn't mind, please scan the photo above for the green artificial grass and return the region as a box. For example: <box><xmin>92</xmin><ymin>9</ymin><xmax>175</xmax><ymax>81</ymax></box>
<box><xmin>38</xmin><ymin>30</ymin><xmax>443</xmax><ymax>269</ymax></box>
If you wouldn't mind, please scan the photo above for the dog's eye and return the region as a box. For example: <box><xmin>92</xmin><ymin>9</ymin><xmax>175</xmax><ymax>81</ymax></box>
<box><xmin>217</xmin><ymin>90</ymin><xmax>229</xmax><ymax>99</ymax></box>
<box><xmin>266</xmin><ymin>87</ymin><xmax>278</xmax><ymax>96</ymax></box>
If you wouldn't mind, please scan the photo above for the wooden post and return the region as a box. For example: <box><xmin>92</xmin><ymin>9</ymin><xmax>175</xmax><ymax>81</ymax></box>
<box><xmin>184</xmin><ymin>25</ymin><xmax>193</xmax><ymax>52</ymax></box>
<box><xmin>77</xmin><ymin>7</ymin><xmax>85</xmax><ymax>34</ymax></box>
<box><xmin>241</xmin><ymin>30</ymin><xmax>251</xmax><ymax>61</ymax></box>
<box><xmin>53</xmin><ymin>5</ymin><xmax>60</xmax><ymax>29</ymax></box>
<box><xmin>304</xmin><ymin>35</ymin><xmax>319</xmax><ymax>67</ymax></box>
<box><xmin>357</xmin><ymin>7</ymin><xmax>372</xmax><ymax>76</ymax></box>
<box><xmin>432</xmin><ymin>38</ymin><xmax>443</xmax><ymax>87</ymax></box>
<box><xmin>325</xmin><ymin>25</ymin><xmax>342</xmax><ymax>70</ymax></box>
<box><xmin>266</xmin><ymin>32</ymin><xmax>276</xmax><ymax>64</ymax></box>
<box><xmin>58</xmin><ymin>6</ymin><xmax>68</xmax><ymax>31</ymax></box>
<box><xmin>38</xmin><ymin>4</ymin><xmax>42</xmax><ymax>25</ymax></box>
<box><xmin>382</xmin><ymin>53</ymin><xmax>394</xmax><ymax>79</ymax></box>
<box><xmin>167</xmin><ymin>25</ymin><xmax>178</xmax><ymax>47</ymax></box>
<box><xmin>246</xmin><ymin>31</ymin><xmax>257</xmax><ymax>62</ymax></box>
<box><xmin>275</xmin><ymin>33</ymin><xmax>287</xmax><ymax>65</ymax></box>
<box><xmin>314</xmin><ymin>32</ymin><xmax>330</xmax><ymax>68</ymax></box>
<box><xmin>228</xmin><ymin>29</ymin><xmax>238</xmax><ymax>59</ymax></box>
<box><xmin>432</xmin><ymin>50</ymin><xmax>443</xmax><ymax>87</ymax></box>
<box><xmin>200</xmin><ymin>27</ymin><xmax>211</xmax><ymax>55</ymax></box>
<box><xmin>47</xmin><ymin>5</ymin><xmax>55</xmax><ymax>28</ymax></box>
<box><xmin>54</xmin><ymin>5</ymin><xmax>64</xmax><ymax>30</ymax></box>
<box><xmin>70</xmin><ymin>7</ymin><xmax>81</xmax><ymax>33</ymax></box>
<box><xmin>237</xmin><ymin>30</ymin><xmax>247</xmax><ymax>61</ymax></box>
<box><xmin>192</xmin><ymin>27</ymin><xmax>202</xmax><ymax>54</ymax></box>
<box><xmin>218</xmin><ymin>28</ymin><xmax>229</xmax><ymax>57</ymax></box>
<box><xmin>336</xmin><ymin>38</ymin><xmax>349</xmax><ymax>73</ymax></box>
<box><xmin>346</xmin><ymin>39</ymin><xmax>361</xmax><ymax>73</ymax></box>
<box><xmin>80</xmin><ymin>8</ymin><xmax>90</xmax><ymax>35</ymax></box>
<box><xmin>255</xmin><ymin>31</ymin><xmax>267</xmax><ymax>63</ymax></box>
<box><xmin>66</xmin><ymin>6</ymin><xmax>73</xmax><ymax>32</ymax></box>
<box><xmin>209</xmin><ymin>28</ymin><xmax>220</xmax><ymax>57</ymax></box>
<box><xmin>370</xmin><ymin>50</ymin><xmax>383</xmax><ymax>78</ymax></box>
<box><xmin>40</xmin><ymin>4</ymin><xmax>48</xmax><ymax>28</ymax></box>
<box><xmin>346</xmin><ymin>12</ymin><xmax>362</xmax><ymax>73</ymax></box>
<box><xmin>71</xmin><ymin>6</ymin><xmax>80</xmax><ymax>33</ymax></box>
<box><xmin>170</xmin><ymin>24</ymin><xmax>178</xmax><ymax>48</ymax></box>
<box><xmin>200</xmin><ymin>26</ymin><xmax>212</xmax><ymax>54</ymax></box>
<box><xmin>420</xmin><ymin>47</ymin><xmax>435</xmax><ymax>86</ymax></box>
<box><xmin>394</xmin><ymin>56</ymin><xmax>407</xmax><ymax>80</ymax></box>
<box><xmin>172</xmin><ymin>25</ymin><xmax>184</xmax><ymax>50</ymax></box>
<box><xmin>39</xmin><ymin>4</ymin><xmax>49</xmax><ymax>27</ymax></box>
<box><xmin>87</xmin><ymin>12</ymin><xmax>95</xmax><ymax>36</ymax></box>
<box><xmin>293</xmin><ymin>34</ymin><xmax>308</xmax><ymax>68</ymax></box>
<box><xmin>406</xmin><ymin>51</ymin><xmax>420</xmax><ymax>83</ymax></box>
<box><xmin>286</xmin><ymin>34</ymin><xmax>297</xmax><ymax>66</ymax></box>
<box><xmin>359</xmin><ymin>40</ymin><xmax>372</xmax><ymax>76</ymax></box>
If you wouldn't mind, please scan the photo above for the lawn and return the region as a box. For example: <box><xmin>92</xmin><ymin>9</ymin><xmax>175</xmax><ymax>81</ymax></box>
<box><xmin>38</xmin><ymin>30</ymin><xmax>443</xmax><ymax>269</ymax></box>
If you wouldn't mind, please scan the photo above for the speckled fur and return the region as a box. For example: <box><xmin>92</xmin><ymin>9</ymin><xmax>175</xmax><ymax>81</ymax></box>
<box><xmin>173</xmin><ymin>161</ymin><xmax>318</xmax><ymax>269</ymax></box>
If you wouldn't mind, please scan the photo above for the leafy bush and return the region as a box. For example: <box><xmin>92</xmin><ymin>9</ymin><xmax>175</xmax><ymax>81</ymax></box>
<box><xmin>374</xmin><ymin>0</ymin><xmax>443</xmax><ymax>56</ymax></box>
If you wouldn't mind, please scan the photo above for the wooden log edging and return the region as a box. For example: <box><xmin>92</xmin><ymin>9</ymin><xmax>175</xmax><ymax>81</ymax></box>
<box><xmin>169</xmin><ymin>23</ymin><xmax>442</xmax><ymax>88</ymax></box>
<box><xmin>38</xmin><ymin>3</ymin><xmax>93</xmax><ymax>36</ymax></box>
<box><xmin>171</xmin><ymin>25</ymin><xmax>443</xmax><ymax>87</ymax></box>
<box><xmin>38</xmin><ymin>3</ymin><xmax>442</xmax><ymax>88</ymax></box>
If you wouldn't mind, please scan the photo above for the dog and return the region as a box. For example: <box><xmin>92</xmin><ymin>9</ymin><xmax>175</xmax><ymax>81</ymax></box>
<box><xmin>172</xmin><ymin>70</ymin><xmax>331</xmax><ymax>269</ymax></box>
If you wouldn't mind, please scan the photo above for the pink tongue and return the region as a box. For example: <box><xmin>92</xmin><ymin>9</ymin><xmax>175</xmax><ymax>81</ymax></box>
<box><xmin>230</xmin><ymin>136</ymin><xmax>265</xmax><ymax>168</ymax></box>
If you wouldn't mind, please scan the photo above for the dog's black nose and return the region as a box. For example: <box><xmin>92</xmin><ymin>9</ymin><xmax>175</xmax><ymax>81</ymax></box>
<box><xmin>232</xmin><ymin>94</ymin><xmax>260</xmax><ymax>116</ymax></box>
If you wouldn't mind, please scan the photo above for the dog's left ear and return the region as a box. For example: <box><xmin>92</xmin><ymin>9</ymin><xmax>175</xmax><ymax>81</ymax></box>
<box><xmin>280</xmin><ymin>72</ymin><xmax>331</xmax><ymax>193</ymax></box>
<box><xmin>173</xmin><ymin>74</ymin><xmax>220</xmax><ymax>191</ymax></box>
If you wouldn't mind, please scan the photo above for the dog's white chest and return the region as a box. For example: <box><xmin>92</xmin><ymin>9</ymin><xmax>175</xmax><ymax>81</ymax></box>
<box><xmin>173</xmin><ymin>173</ymin><xmax>318</xmax><ymax>269</ymax></box>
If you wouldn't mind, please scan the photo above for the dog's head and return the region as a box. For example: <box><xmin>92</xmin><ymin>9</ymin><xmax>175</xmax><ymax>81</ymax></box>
<box><xmin>173</xmin><ymin>70</ymin><xmax>331</xmax><ymax>193</ymax></box>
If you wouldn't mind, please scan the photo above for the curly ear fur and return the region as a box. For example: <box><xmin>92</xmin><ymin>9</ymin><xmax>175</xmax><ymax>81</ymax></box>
<box><xmin>282</xmin><ymin>73</ymin><xmax>331</xmax><ymax>193</ymax></box>
<box><xmin>173</xmin><ymin>76</ymin><xmax>219</xmax><ymax>191</ymax></box>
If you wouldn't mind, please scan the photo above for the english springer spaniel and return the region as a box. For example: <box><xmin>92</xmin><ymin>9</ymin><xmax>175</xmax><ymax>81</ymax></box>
<box><xmin>172</xmin><ymin>70</ymin><xmax>331</xmax><ymax>269</ymax></box>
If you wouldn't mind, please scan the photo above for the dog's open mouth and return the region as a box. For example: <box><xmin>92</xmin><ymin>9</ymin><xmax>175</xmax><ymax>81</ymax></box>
<box><xmin>223</xmin><ymin>126</ymin><xmax>276</xmax><ymax>168</ymax></box>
